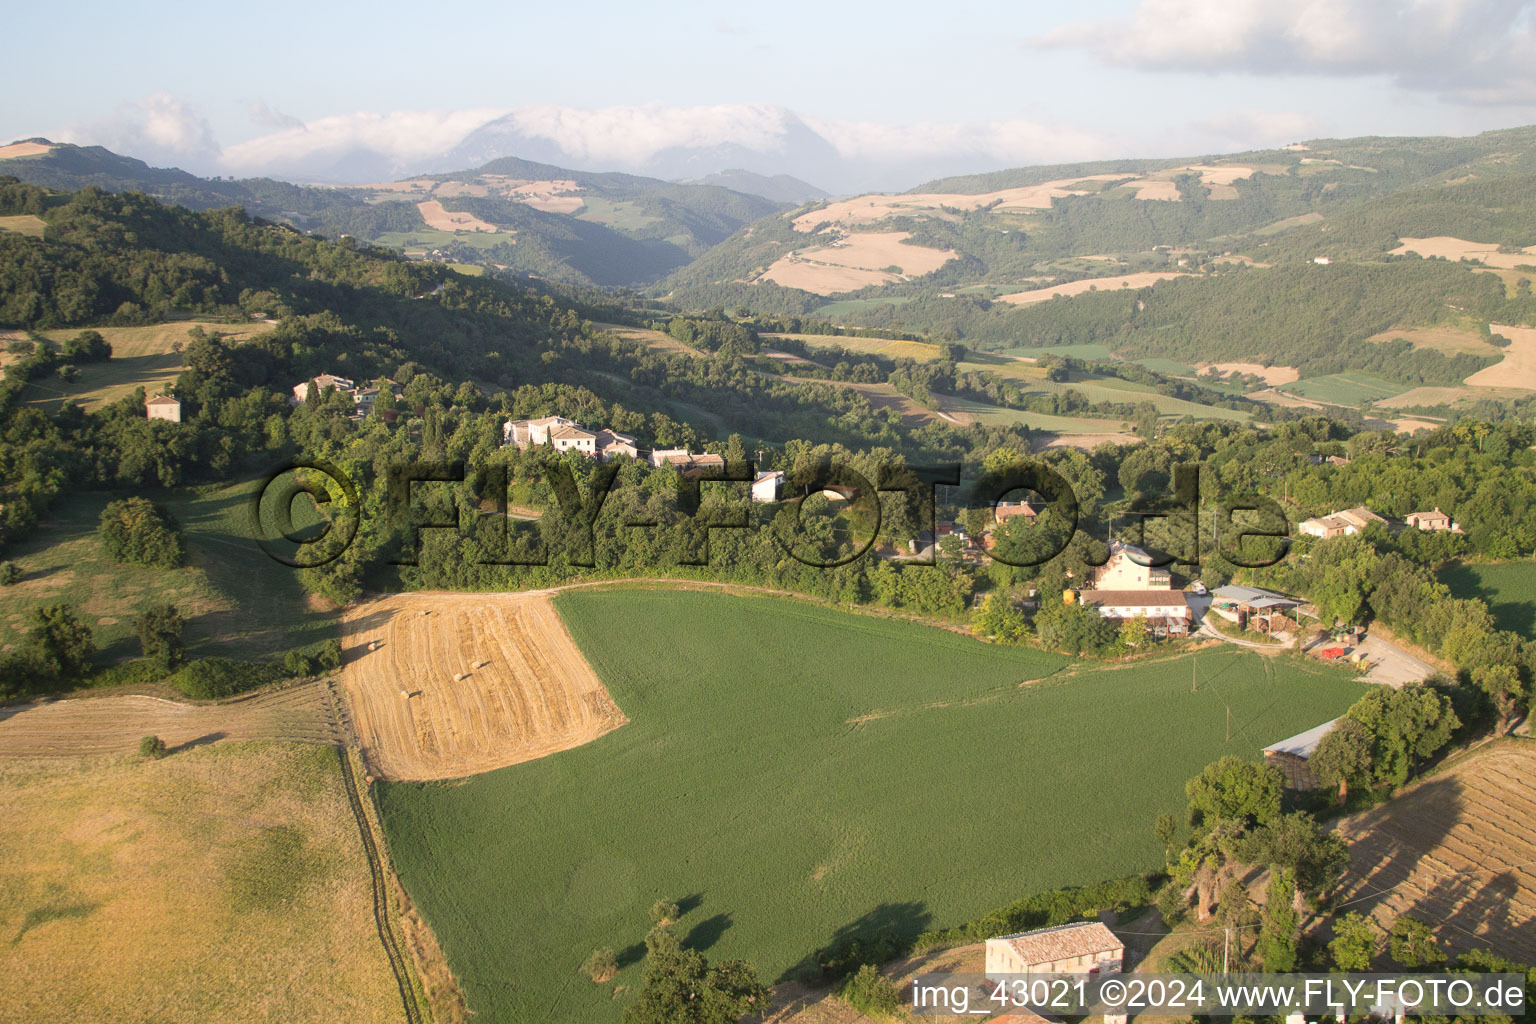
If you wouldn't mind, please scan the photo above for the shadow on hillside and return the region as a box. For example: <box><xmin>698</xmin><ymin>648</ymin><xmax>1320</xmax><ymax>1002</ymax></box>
<box><xmin>778</xmin><ymin>901</ymin><xmax>932</xmax><ymax>984</ymax></box>
<box><xmin>683</xmin><ymin>912</ymin><xmax>733</xmax><ymax>953</ymax></box>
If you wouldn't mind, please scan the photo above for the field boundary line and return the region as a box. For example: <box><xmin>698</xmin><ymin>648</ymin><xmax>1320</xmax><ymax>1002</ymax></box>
<box><xmin>337</xmin><ymin>746</ymin><xmax>424</xmax><ymax>1024</ymax></box>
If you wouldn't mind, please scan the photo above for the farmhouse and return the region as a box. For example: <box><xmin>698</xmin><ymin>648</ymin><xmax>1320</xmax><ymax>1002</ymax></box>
<box><xmin>291</xmin><ymin>373</ymin><xmax>356</xmax><ymax>403</ymax></box>
<box><xmin>593</xmin><ymin>429</ymin><xmax>639</xmax><ymax>461</ymax></box>
<box><xmin>985</xmin><ymin>921</ymin><xmax>1125</xmax><ymax>978</ymax></box>
<box><xmin>751</xmin><ymin>470</ymin><xmax>784</xmax><ymax>503</ymax></box>
<box><xmin>982</xmin><ymin>500</ymin><xmax>1040</xmax><ymax>550</ymax></box>
<box><xmin>1298</xmin><ymin>506</ymin><xmax>1387</xmax><ymax>539</ymax></box>
<box><xmin>648</xmin><ymin>448</ymin><xmax>690</xmax><ymax>468</ymax></box>
<box><xmin>1075</xmin><ymin>589</ymin><xmax>1192</xmax><ymax>636</ymax></box>
<box><xmin>145</xmin><ymin>394</ymin><xmax>181</xmax><ymax>423</ymax></box>
<box><xmin>1091</xmin><ymin>541</ymin><xmax>1171</xmax><ymax>590</ymax></box>
<box><xmin>1405</xmin><ymin>507</ymin><xmax>1462</xmax><ymax>533</ymax></box>
<box><xmin>1262</xmin><ymin>718</ymin><xmax>1340</xmax><ymax>790</ymax></box>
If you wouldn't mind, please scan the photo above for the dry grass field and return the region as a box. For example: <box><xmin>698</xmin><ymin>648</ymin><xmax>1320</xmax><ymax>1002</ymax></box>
<box><xmin>1465</xmin><ymin>324</ymin><xmax>1536</xmax><ymax>389</ymax></box>
<box><xmin>0</xmin><ymin>684</ymin><xmax>341</xmax><ymax>758</ymax></box>
<box><xmin>0</xmin><ymin>141</ymin><xmax>55</xmax><ymax>160</ymax></box>
<box><xmin>595</xmin><ymin>321</ymin><xmax>707</xmax><ymax>358</ymax></box>
<box><xmin>0</xmin><ymin>214</ymin><xmax>46</xmax><ymax>237</ymax></box>
<box><xmin>1375</xmin><ymin>385</ymin><xmax>1532</xmax><ymax>408</ymax></box>
<box><xmin>1392</xmin><ymin>236</ymin><xmax>1536</xmax><ymax>270</ymax></box>
<box><xmin>790</xmin><ymin>175</ymin><xmax>1131</xmax><ymax>231</ymax></box>
<box><xmin>1198</xmin><ymin>362</ymin><xmax>1300</xmax><ymax>385</ymax></box>
<box><xmin>20</xmin><ymin>319</ymin><xmax>275</xmax><ymax>412</ymax></box>
<box><xmin>759</xmin><ymin>232</ymin><xmax>956</xmax><ymax>295</ymax></box>
<box><xmin>997</xmin><ymin>271</ymin><xmax>1189</xmax><ymax>305</ymax></box>
<box><xmin>764</xmin><ymin>332</ymin><xmax>943</xmax><ymax>361</ymax></box>
<box><xmin>1368</xmin><ymin>323</ymin><xmax>1503</xmax><ymax>356</ymax></box>
<box><xmin>340</xmin><ymin>592</ymin><xmax>627</xmax><ymax>781</ymax></box>
<box><xmin>1330</xmin><ymin>742</ymin><xmax>1536</xmax><ymax>963</ymax></box>
<box><xmin>0</xmin><ymin>743</ymin><xmax>406</xmax><ymax>1023</ymax></box>
<box><xmin>415</xmin><ymin>200</ymin><xmax>500</xmax><ymax>233</ymax></box>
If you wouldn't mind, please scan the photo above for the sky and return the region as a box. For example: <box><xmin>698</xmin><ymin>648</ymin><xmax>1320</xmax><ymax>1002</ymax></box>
<box><xmin>8</xmin><ymin>0</ymin><xmax>1536</xmax><ymax>191</ymax></box>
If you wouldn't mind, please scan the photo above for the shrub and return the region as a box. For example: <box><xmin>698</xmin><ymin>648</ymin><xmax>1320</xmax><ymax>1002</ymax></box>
<box><xmin>170</xmin><ymin>658</ymin><xmax>284</xmax><ymax>699</ymax></box>
<box><xmin>97</xmin><ymin>498</ymin><xmax>183</xmax><ymax>568</ymax></box>
<box><xmin>650</xmin><ymin>900</ymin><xmax>680</xmax><ymax>926</ymax></box>
<box><xmin>913</xmin><ymin>873</ymin><xmax>1158</xmax><ymax>950</ymax></box>
<box><xmin>582</xmin><ymin>948</ymin><xmax>617</xmax><ymax>983</ymax></box>
<box><xmin>138</xmin><ymin>735</ymin><xmax>167</xmax><ymax>759</ymax></box>
<box><xmin>280</xmin><ymin>637</ymin><xmax>344</xmax><ymax>678</ymax></box>
<box><xmin>0</xmin><ymin>561</ymin><xmax>20</xmax><ymax>585</ymax></box>
<box><xmin>135</xmin><ymin>604</ymin><xmax>186</xmax><ymax>670</ymax></box>
<box><xmin>838</xmin><ymin>964</ymin><xmax>900</xmax><ymax>1018</ymax></box>
<box><xmin>25</xmin><ymin>602</ymin><xmax>96</xmax><ymax>678</ymax></box>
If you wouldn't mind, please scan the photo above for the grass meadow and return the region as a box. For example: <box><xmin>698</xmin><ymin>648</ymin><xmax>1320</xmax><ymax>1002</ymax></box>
<box><xmin>0</xmin><ymin>479</ymin><xmax>334</xmax><ymax>666</ymax></box>
<box><xmin>18</xmin><ymin>320</ymin><xmax>273</xmax><ymax>413</ymax></box>
<box><xmin>1282</xmin><ymin>372</ymin><xmax>1409</xmax><ymax>406</ymax></box>
<box><xmin>0</xmin><ymin>743</ymin><xmax>403</xmax><ymax>1023</ymax></box>
<box><xmin>767</xmin><ymin>332</ymin><xmax>944</xmax><ymax>362</ymax></box>
<box><xmin>1437</xmin><ymin>561</ymin><xmax>1536</xmax><ymax>636</ymax></box>
<box><xmin>377</xmin><ymin>590</ymin><xmax>1367</xmax><ymax>1024</ymax></box>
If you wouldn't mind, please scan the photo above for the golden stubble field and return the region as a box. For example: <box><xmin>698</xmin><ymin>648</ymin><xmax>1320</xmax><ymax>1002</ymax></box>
<box><xmin>340</xmin><ymin>592</ymin><xmax>627</xmax><ymax>781</ymax></box>
<box><xmin>0</xmin><ymin>743</ymin><xmax>405</xmax><ymax>1023</ymax></box>
<box><xmin>1330</xmin><ymin>742</ymin><xmax>1536</xmax><ymax>962</ymax></box>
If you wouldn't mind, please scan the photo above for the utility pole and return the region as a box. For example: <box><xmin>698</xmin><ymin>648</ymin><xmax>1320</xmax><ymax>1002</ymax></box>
<box><xmin>1223</xmin><ymin>926</ymin><xmax>1230</xmax><ymax>974</ymax></box>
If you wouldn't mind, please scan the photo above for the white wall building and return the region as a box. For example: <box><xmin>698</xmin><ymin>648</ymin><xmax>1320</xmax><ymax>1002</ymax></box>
<box><xmin>145</xmin><ymin>394</ymin><xmax>182</xmax><ymax>423</ymax></box>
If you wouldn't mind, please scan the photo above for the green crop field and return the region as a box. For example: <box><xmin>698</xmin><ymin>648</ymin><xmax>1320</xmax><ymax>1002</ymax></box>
<box><xmin>0</xmin><ymin>480</ymin><xmax>334</xmax><ymax>666</ymax></box>
<box><xmin>1282</xmin><ymin>372</ymin><xmax>1410</xmax><ymax>406</ymax></box>
<box><xmin>1437</xmin><ymin>561</ymin><xmax>1536</xmax><ymax>637</ymax></box>
<box><xmin>937</xmin><ymin>395</ymin><xmax>1130</xmax><ymax>432</ymax></box>
<box><xmin>1133</xmin><ymin>357</ymin><xmax>1200</xmax><ymax>377</ymax></box>
<box><xmin>997</xmin><ymin>343</ymin><xmax>1117</xmax><ymax>361</ymax></box>
<box><xmin>377</xmin><ymin>590</ymin><xmax>1368</xmax><ymax>1024</ymax></box>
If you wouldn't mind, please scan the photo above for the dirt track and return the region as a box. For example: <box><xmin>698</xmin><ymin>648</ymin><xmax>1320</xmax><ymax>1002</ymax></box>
<box><xmin>1331</xmin><ymin>742</ymin><xmax>1536</xmax><ymax>962</ymax></box>
<box><xmin>340</xmin><ymin>592</ymin><xmax>626</xmax><ymax>781</ymax></box>
<box><xmin>0</xmin><ymin>682</ymin><xmax>342</xmax><ymax>757</ymax></box>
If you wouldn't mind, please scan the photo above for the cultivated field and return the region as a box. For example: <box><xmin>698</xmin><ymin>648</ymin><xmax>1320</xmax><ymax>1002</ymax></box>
<box><xmin>0</xmin><ymin>743</ymin><xmax>406</xmax><ymax>1023</ymax></box>
<box><xmin>20</xmin><ymin>319</ymin><xmax>274</xmax><ymax>412</ymax></box>
<box><xmin>763</xmin><ymin>332</ymin><xmax>942</xmax><ymax>362</ymax></box>
<box><xmin>340</xmin><ymin>592</ymin><xmax>627</xmax><ymax>781</ymax></box>
<box><xmin>1465</xmin><ymin>324</ymin><xmax>1536</xmax><ymax>389</ymax></box>
<box><xmin>0</xmin><ymin>684</ymin><xmax>340</xmax><ymax>757</ymax></box>
<box><xmin>0</xmin><ymin>480</ymin><xmax>335</xmax><ymax>663</ymax></box>
<box><xmin>1392</xmin><ymin>236</ymin><xmax>1536</xmax><ymax>270</ymax></box>
<box><xmin>1331</xmin><ymin>742</ymin><xmax>1536</xmax><ymax>963</ymax></box>
<box><xmin>0</xmin><ymin>213</ymin><xmax>46</xmax><ymax>237</ymax></box>
<box><xmin>416</xmin><ymin>200</ymin><xmax>500</xmax><ymax>233</ymax></box>
<box><xmin>1281</xmin><ymin>372</ymin><xmax>1409</xmax><ymax>406</ymax></box>
<box><xmin>997</xmin><ymin>271</ymin><xmax>1189</xmax><ymax>305</ymax></box>
<box><xmin>1437</xmin><ymin>561</ymin><xmax>1536</xmax><ymax>637</ymax></box>
<box><xmin>0</xmin><ymin>141</ymin><xmax>55</xmax><ymax>160</ymax></box>
<box><xmin>378</xmin><ymin>590</ymin><xmax>1368</xmax><ymax>1024</ymax></box>
<box><xmin>791</xmin><ymin>175</ymin><xmax>1132</xmax><ymax>231</ymax></box>
<box><xmin>759</xmin><ymin>232</ymin><xmax>956</xmax><ymax>295</ymax></box>
<box><xmin>1197</xmin><ymin>362</ymin><xmax>1300</xmax><ymax>385</ymax></box>
<box><xmin>595</xmin><ymin>321</ymin><xmax>707</xmax><ymax>358</ymax></box>
<box><xmin>1367</xmin><ymin>323</ymin><xmax>1502</xmax><ymax>357</ymax></box>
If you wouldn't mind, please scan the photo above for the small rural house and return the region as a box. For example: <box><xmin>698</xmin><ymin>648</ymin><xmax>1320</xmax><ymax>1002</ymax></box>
<box><xmin>1297</xmin><ymin>506</ymin><xmax>1386</xmax><ymax>539</ymax></box>
<box><xmin>548</xmin><ymin>423</ymin><xmax>597</xmax><ymax>456</ymax></box>
<box><xmin>985</xmin><ymin>921</ymin><xmax>1125</xmax><ymax>978</ymax></box>
<box><xmin>145</xmin><ymin>394</ymin><xmax>181</xmax><ymax>423</ymax></box>
<box><xmin>1075</xmin><ymin>589</ymin><xmax>1192</xmax><ymax>636</ymax></box>
<box><xmin>1262</xmin><ymin>718</ymin><xmax>1341</xmax><ymax>790</ymax></box>
<box><xmin>291</xmin><ymin>373</ymin><xmax>356</xmax><ymax>403</ymax></box>
<box><xmin>503</xmin><ymin>415</ymin><xmax>582</xmax><ymax>449</ymax></box>
<box><xmin>648</xmin><ymin>448</ymin><xmax>690</xmax><ymax>468</ymax></box>
<box><xmin>994</xmin><ymin>500</ymin><xmax>1039</xmax><ymax>525</ymax></box>
<box><xmin>593</xmin><ymin>429</ymin><xmax>639</xmax><ymax>461</ymax></box>
<box><xmin>1091</xmin><ymin>541</ymin><xmax>1171</xmax><ymax>590</ymax></box>
<box><xmin>751</xmin><ymin>471</ymin><xmax>784</xmax><ymax>503</ymax></box>
<box><xmin>1405</xmin><ymin>507</ymin><xmax>1461</xmax><ymax>533</ymax></box>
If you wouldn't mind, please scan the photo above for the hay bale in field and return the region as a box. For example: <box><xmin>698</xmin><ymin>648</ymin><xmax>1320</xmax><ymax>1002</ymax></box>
<box><xmin>453</xmin><ymin>672</ymin><xmax>468</xmax><ymax>681</ymax></box>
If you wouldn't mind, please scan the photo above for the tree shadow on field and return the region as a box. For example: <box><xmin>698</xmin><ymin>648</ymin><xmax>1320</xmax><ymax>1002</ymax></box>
<box><xmin>170</xmin><ymin>731</ymin><xmax>227</xmax><ymax>753</ymax></box>
<box><xmin>616</xmin><ymin>940</ymin><xmax>648</xmax><ymax>970</ymax></box>
<box><xmin>778</xmin><ymin>901</ymin><xmax>931</xmax><ymax>984</ymax></box>
<box><xmin>12</xmin><ymin>899</ymin><xmax>99</xmax><ymax>944</ymax></box>
<box><xmin>340</xmin><ymin>609</ymin><xmax>397</xmax><ymax>666</ymax></box>
<box><xmin>677</xmin><ymin>892</ymin><xmax>705</xmax><ymax>918</ymax></box>
<box><xmin>683</xmin><ymin>912</ymin><xmax>733</xmax><ymax>953</ymax></box>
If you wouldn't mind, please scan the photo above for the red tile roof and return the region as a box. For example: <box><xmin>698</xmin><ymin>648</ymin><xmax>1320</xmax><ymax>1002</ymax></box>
<box><xmin>994</xmin><ymin>922</ymin><xmax>1122</xmax><ymax>965</ymax></box>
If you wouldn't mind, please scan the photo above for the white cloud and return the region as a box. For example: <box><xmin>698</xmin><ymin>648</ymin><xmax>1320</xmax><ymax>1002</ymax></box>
<box><xmin>247</xmin><ymin>100</ymin><xmax>304</xmax><ymax>132</ymax></box>
<box><xmin>803</xmin><ymin>115</ymin><xmax>1121</xmax><ymax>165</ymax></box>
<box><xmin>504</xmin><ymin>103</ymin><xmax>796</xmax><ymax>164</ymax></box>
<box><xmin>216</xmin><ymin>106</ymin><xmax>510</xmax><ymax>177</ymax></box>
<box><xmin>1033</xmin><ymin>0</ymin><xmax>1536</xmax><ymax>105</ymax></box>
<box><xmin>58</xmin><ymin>92</ymin><xmax>219</xmax><ymax>163</ymax></box>
<box><xmin>1192</xmin><ymin>110</ymin><xmax>1321</xmax><ymax>151</ymax></box>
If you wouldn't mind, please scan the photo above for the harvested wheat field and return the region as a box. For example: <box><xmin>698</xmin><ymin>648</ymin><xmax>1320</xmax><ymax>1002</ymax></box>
<box><xmin>759</xmin><ymin>232</ymin><xmax>956</xmax><ymax>295</ymax></box>
<box><xmin>0</xmin><ymin>141</ymin><xmax>54</xmax><ymax>160</ymax></box>
<box><xmin>416</xmin><ymin>200</ymin><xmax>500</xmax><ymax>233</ymax></box>
<box><xmin>1465</xmin><ymin>324</ymin><xmax>1536</xmax><ymax>389</ymax></box>
<box><xmin>341</xmin><ymin>592</ymin><xmax>626</xmax><ymax>781</ymax></box>
<box><xmin>0</xmin><ymin>683</ymin><xmax>341</xmax><ymax>757</ymax></box>
<box><xmin>0</xmin><ymin>743</ymin><xmax>406</xmax><ymax>1023</ymax></box>
<box><xmin>791</xmin><ymin>175</ymin><xmax>1131</xmax><ymax>232</ymax></box>
<box><xmin>1367</xmin><ymin>323</ymin><xmax>1502</xmax><ymax>357</ymax></box>
<box><xmin>998</xmin><ymin>271</ymin><xmax>1189</xmax><ymax>305</ymax></box>
<box><xmin>1393</xmin><ymin>237</ymin><xmax>1536</xmax><ymax>270</ymax></box>
<box><xmin>1198</xmin><ymin>362</ymin><xmax>1300</xmax><ymax>385</ymax></box>
<box><xmin>1330</xmin><ymin>742</ymin><xmax>1536</xmax><ymax>963</ymax></box>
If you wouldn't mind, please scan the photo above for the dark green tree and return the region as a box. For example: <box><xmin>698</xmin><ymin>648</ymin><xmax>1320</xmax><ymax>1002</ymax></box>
<box><xmin>98</xmin><ymin>497</ymin><xmax>183</xmax><ymax>568</ymax></box>
<box><xmin>622</xmin><ymin>942</ymin><xmax>768</xmax><ymax>1024</ymax></box>
<box><xmin>1186</xmin><ymin>756</ymin><xmax>1284</xmax><ymax>829</ymax></box>
<box><xmin>26</xmin><ymin>602</ymin><xmax>95</xmax><ymax>678</ymax></box>
<box><xmin>135</xmin><ymin>603</ymin><xmax>186</xmax><ymax>670</ymax></box>
<box><xmin>1257</xmin><ymin>869</ymin><xmax>1299</xmax><ymax>972</ymax></box>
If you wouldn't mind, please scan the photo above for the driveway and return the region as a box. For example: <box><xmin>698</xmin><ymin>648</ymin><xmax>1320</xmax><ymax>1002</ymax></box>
<box><xmin>1355</xmin><ymin>633</ymin><xmax>1436</xmax><ymax>687</ymax></box>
